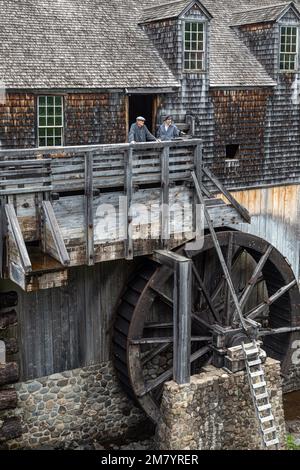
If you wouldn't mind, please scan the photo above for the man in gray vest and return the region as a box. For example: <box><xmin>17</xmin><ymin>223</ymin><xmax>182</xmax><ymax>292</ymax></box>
<box><xmin>128</xmin><ymin>116</ymin><xmax>157</xmax><ymax>143</ymax></box>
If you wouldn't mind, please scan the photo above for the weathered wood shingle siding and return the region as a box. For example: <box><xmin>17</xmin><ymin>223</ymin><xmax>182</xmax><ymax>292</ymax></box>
<box><xmin>233</xmin><ymin>23</ymin><xmax>277</xmax><ymax>79</ymax></box>
<box><xmin>211</xmin><ymin>88</ymin><xmax>272</xmax><ymax>186</ymax></box>
<box><xmin>0</xmin><ymin>94</ymin><xmax>35</xmax><ymax>148</ymax></box>
<box><xmin>0</xmin><ymin>92</ymin><xmax>127</xmax><ymax>149</ymax></box>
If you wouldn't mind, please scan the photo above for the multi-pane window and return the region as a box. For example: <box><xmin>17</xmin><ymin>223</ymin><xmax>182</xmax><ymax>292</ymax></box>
<box><xmin>280</xmin><ymin>26</ymin><xmax>298</xmax><ymax>71</ymax></box>
<box><xmin>38</xmin><ymin>96</ymin><xmax>63</xmax><ymax>147</ymax></box>
<box><xmin>184</xmin><ymin>22</ymin><xmax>205</xmax><ymax>71</ymax></box>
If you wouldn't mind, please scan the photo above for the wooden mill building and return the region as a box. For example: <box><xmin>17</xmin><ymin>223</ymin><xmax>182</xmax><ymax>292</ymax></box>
<box><xmin>0</xmin><ymin>0</ymin><xmax>300</xmax><ymax>447</ymax></box>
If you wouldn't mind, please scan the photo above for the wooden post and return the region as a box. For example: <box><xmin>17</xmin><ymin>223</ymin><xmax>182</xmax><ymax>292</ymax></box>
<box><xmin>160</xmin><ymin>146</ymin><xmax>170</xmax><ymax>248</ymax></box>
<box><xmin>153</xmin><ymin>250</ymin><xmax>192</xmax><ymax>385</ymax></box>
<box><xmin>85</xmin><ymin>152</ymin><xmax>94</xmax><ymax>266</ymax></box>
<box><xmin>124</xmin><ymin>147</ymin><xmax>134</xmax><ymax>260</ymax></box>
<box><xmin>174</xmin><ymin>257</ymin><xmax>192</xmax><ymax>385</ymax></box>
<box><xmin>194</xmin><ymin>142</ymin><xmax>203</xmax><ymax>238</ymax></box>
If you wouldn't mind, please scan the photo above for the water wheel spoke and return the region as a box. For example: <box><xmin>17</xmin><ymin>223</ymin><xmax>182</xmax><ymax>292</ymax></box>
<box><xmin>144</xmin><ymin>322</ymin><xmax>173</xmax><ymax>329</ymax></box>
<box><xmin>259</xmin><ymin>326</ymin><xmax>300</xmax><ymax>337</ymax></box>
<box><xmin>192</xmin><ymin>262</ymin><xmax>220</xmax><ymax>322</ymax></box>
<box><xmin>139</xmin><ymin>345</ymin><xmax>211</xmax><ymax>397</ymax></box>
<box><xmin>246</xmin><ymin>280</ymin><xmax>297</xmax><ymax>320</ymax></box>
<box><xmin>142</xmin><ymin>344</ymin><xmax>171</xmax><ymax>366</ymax></box>
<box><xmin>224</xmin><ymin>231</ymin><xmax>234</xmax><ymax>325</ymax></box>
<box><xmin>131</xmin><ymin>335</ymin><xmax>211</xmax><ymax>345</ymax></box>
<box><xmin>131</xmin><ymin>337</ymin><xmax>173</xmax><ymax>345</ymax></box>
<box><xmin>149</xmin><ymin>286</ymin><xmax>173</xmax><ymax>308</ymax></box>
<box><xmin>239</xmin><ymin>245</ymin><xmax>273</xmax><ymax>312</ymax></box>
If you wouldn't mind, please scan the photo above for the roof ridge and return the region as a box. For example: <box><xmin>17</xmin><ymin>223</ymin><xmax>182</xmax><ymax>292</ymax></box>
<box><xmin>232</xmin><ymin>1</ymin><xmax>293</xmax><ymax>15</ymax></box>
<box><xmin>143</xmin><ymin>0</ymin><xmax>190</xmax><ymax>13</ymax></box>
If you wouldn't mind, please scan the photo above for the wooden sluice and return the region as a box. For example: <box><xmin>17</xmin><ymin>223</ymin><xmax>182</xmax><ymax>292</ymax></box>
<box><xmin>0</xmin><ymin>139</ymin><xmax>249</xmax><ymax>292</ymax></box>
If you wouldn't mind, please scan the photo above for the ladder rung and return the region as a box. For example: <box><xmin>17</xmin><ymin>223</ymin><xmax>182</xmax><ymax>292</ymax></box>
<box><xmin>265</xmin><ymin>438</ymin><xmax>279</xmax><ymax>447</ymax></box>
<box><xmin>245</xmin><ymin>348</ymin><xmax>259</xmax><ymax>355</ymax></box>
<box><xmin>256</xmin><ymin>392</ymin><xmax>269</xmax><ymax>400</ymax></box>
<box><xmin>260</xmin><ymin>414</ymin><xmax>274</xmax><ymax>424</ymax></box>
<box><xmin>248</xmin><ymin>359</ymin><xmax>261</xmax><ymax>367</ymax></box>
<box><xmin>253</xmin><ymin>381</ymin><xmax>266</xmax><ymax>389</ymax></box>
<box><xmin>258</xmin><ymin>404</ymin><xmax>272</xmax><ymax>412</ymax></box>
<box><xmin>263</xmin><ymin>426</ymin><xmax>277</xmax><ymax>435</ymax></box>
<box><xmin>250</xmin><ymin>370</ymin><xmax>264</xmax><ymax>378</ymax></box>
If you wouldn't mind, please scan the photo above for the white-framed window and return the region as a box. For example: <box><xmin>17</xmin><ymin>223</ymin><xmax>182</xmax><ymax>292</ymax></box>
<box><xmin>184</xmin><ymin>21</ymin><xmax>205</xmax><ymax>72</ymax></box>
<box><xmin>38</xmin><ymin>96</ymin><xmax>64</xmax><ymax>147</ymax></box>
<box><xmin>280</xmin><ymin>26</ymin><xmax>299</xmax><ymax>71</ymax></box>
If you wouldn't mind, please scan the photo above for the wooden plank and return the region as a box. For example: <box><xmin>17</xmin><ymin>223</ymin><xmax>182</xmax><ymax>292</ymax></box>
<box><xmin>5</xmin><ymin>204</ymin><xmax>32</xmax><ymax>273</ymax></box>
<box><xmin>124</xmin><ymin>148</ymin><xmax>133</xmax><ymax>260</ymax></box>
<box><xmin>85</xmin><ymin>152</ymin><xmax>95</xmax><ymax>266</ymax></box>
<box><xmin>41</xmin><ymin>201</ymin><xmax>70</xmax><ymax>266</ymax></box>
<box><xmin>160</xmin><ymin>146</ymin><xmax>170</xmax><ymax>247</ymax></box>
<box><xmin>202</xmin><ymin>167</ymin><xmax>251</xmax><ymax>223</ymax></box>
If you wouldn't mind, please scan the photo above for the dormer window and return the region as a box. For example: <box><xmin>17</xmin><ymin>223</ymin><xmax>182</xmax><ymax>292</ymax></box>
<box><xmin>280</xmin><ymin>26</ymin><xmax>298</xmax><ymax>71</ymax></box>
<box><xmin>184</xmin><ymin>21</ymin><xmax>205</xmax><ymax>72</ymax></box>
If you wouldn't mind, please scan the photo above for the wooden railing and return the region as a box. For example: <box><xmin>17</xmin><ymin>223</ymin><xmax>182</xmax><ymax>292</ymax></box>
<box><xmin>0</xmin><ymin>140</ymin><xmax>202</xmax><ymax>196</ymax></box>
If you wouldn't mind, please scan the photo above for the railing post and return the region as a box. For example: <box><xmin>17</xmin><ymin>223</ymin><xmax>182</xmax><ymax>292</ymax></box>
<box><xmin>124</xmin><ymin>146</ymin><xmax>133</xmax><ymax>260</ymax></box>
<box><xmin>160</xmin><ymin>145</ymin><xmax>170</xmax><ymax>248</ymax></box>
<box><xmin>85</xmin><ymin>152</ymin><xmax>94</xmax><ymax>266</ymax></box>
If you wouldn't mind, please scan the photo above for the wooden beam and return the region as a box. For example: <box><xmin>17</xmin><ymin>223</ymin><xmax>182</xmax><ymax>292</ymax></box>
<box><xmin>124</xmin><ymin>147</ymin><xmax>134</xmax><ymax>260</ymax></box>
<box><xmin>192</xmin><ymin>171</ymin><xmax>247</xmax><ymax>331</ymax></box>
<box><xmin>41</xmin><ymin>201</ymin><xmax>70</xmax><ymax>266</ymax></box>
<box><xmin>0</xmin><ymin>310</ymin><xmax>18</xmax><ymax>330</ymax></box>
<box><xmin>5</xmin><ymin>204</ymin><xmax>32</xmax><ymax>273</ymax></box>
<box><xmin>0</xmin><ymin>418</ymin><xmax>22</xmax><ymax>443</ymax></box>
<box><xmin>0</xmin><ymin>292</ymin><xmax>18</xmax><ymax>310</ymax></box>
<box><xmin>160</xmin><ymin>146</ymin><xmax>170</xmax><ymax>248</ymax></box>
<box><xmin>0</xmin><ymin>389</ymin><xmax>18</xmax><ymax>411</ymax></box>
<box><xmin>0</xmin><ymin>363</ymin><xmax>19</xmax><ymax>386</ymax></box>
<box><xmin>202</xmin><ymin>167</ymin><xmax>251</xmax><ymax>223</ymax></box>
<box><xmin>85</xmin><ymin>152</ymin><xmax>95</xmax><ymax>266</ymax></box>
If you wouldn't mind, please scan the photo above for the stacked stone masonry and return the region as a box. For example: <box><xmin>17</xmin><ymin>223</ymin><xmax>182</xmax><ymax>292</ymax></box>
<box><xmin>156</xmin><ymin>358</ymin><xmax>286</xmax><ymax>450</ymax></box>
<box><xmin>0</xmin><ymin>362</ymin><xmax>147</xmax><ymax>450</ymax></box>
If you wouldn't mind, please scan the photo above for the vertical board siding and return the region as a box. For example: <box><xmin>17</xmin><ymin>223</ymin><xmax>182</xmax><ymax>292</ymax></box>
<box><xmin>14</xmin><ymin>260</ymin><xmax>136</xmax><ymax>381</ymax></box>
<box><xmin>227</xmin><ymin>185</ymin><xmax>300</xmax><ymax>280</ymax></box>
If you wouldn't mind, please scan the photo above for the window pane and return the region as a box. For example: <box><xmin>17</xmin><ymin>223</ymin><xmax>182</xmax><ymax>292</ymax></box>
<box><xmin>55</xmin><ymin>116</ymin><xmax>62</xmax><ymax>126</ymax></box>
<box><xmin>55</xmin><ymin>138</ymin><xmax>62</xmax><ymax>146</ymax></box>
<box><xmin>47</xmin><ymin>107</ymin><xmax>54</xmax><ymax>116</ymax></box>
<box><xmin>47</xmin><ymin>137</ymin><xmax>54</xmax><ymax>146</ymax></box>
<box><xmin>55</xmin><ymin>128</ymin><xmax>62</xmax><ymax>137</ymax></box>
<box><xmin>39</xmin><ymin>128</ymin><xmax>46</xmax><ymax>137</ymax></box>
<box><xmin>39</xmin><ymin>106</ymin><xmax>46</xmax><ymax>117</ymax></box>
<box><xmin>39</xmin><ymin>97</ymin><xmax>46</xmax><ymax>106</ymax></box>
<box><xmin>47</xmin><ymin>96</ymin><xmax>54</xmax><ymax>106</ymax></box>
<box><xmin>39</xmin><ymin>117</ymin><xmax>46</xmax><ymax>127</ymax></box>
<box><xmin>39</xmin><ymin>137</ymin><xmax>46</xmax><ymax>147</ymax></box>
<box><xmin>47</xmin><ymin>116</ymin><xmax>54</xmax><ymax>126</ymax></box>
<box><xmin>55</xmin><ymin>96</ymin><xmax>62</xmax><ymax>106</ymax></box>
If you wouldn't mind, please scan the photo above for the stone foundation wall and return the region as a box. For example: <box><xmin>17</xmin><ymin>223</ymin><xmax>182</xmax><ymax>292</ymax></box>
<box><xmin>1</xmin><ymin>362</ymin><xmax>148</xmax><ymax>449</ymax></box>
<box><xmin>156</xmin><ymin>358</ymin><xmax>286</xmax><ymax>450</ymax></box>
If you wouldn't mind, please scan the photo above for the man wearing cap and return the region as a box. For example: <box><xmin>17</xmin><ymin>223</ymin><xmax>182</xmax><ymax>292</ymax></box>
<box><xmin>128</xmin><ymin>116</ymin><xmax>157</xmax><ymax>143</ymax></box>
<box><xmin>157</xmin><ymin>116</ymin><xmax>181</xmax><ymax>141</ymax></box>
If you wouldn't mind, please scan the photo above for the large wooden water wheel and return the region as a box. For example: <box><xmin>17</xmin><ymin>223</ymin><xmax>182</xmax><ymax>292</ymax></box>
<box><xmin>113</xmin><ymin>230</ymin><xmax>300</xmax><ymax>422</ymax></box>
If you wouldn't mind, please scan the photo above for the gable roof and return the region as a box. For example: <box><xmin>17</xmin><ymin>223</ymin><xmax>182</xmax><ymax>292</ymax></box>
<box><xmin>0</xmin><ymin>0</ymin><xmax>179</xmax><ymax>90</ymax></box>
<box><xmin>141</xmin><ymin>0</ymin><xmax>212</xmax><ymax>24</ymax></box>
<box><xmin>231</xmin><ymin>2</ymin><xmax>300</xmax><ymax>27</ymax></box>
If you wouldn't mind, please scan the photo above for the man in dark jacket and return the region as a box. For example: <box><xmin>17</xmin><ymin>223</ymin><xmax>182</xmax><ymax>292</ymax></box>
<box><xmin>157</xmin><ymin>116</ymin><xmax>181</xmax><ymax>141</ymax></box>
<box><xmin>128</xmin><ymin>116</ymin><xmax>157</xmax><ymax>143</ymax></box>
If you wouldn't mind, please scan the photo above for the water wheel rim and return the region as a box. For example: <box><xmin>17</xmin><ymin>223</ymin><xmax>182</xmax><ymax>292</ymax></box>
<box><xmin>114</xmin><ymin>230</ymin><xmax>300</xmax><ymax>423</ymax></box>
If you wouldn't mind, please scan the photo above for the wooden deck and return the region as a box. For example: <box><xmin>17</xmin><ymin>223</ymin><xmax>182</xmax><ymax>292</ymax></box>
<box><xmin>0</xmin><ymin>139</ymin><xmax>250</xmax><ymax>291</ymax></box>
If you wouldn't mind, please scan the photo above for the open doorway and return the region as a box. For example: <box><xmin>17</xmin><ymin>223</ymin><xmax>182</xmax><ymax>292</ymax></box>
<box><xmin>128</xmin><ymin>95</ymin><xmax>157</xmax><ymax>135</ymax></box>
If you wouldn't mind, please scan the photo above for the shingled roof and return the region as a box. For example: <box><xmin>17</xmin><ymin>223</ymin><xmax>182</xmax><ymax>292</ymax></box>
<box><xmin>1</xmin><ymin>0</ymin><xmax>299</xmax><ymax>90</ymax></box>
<box><xmin>141</xmin><ymin>0</ymin><xmax>213</xmax><ymax>23</ymax></box>
<box><xmin>231</xmin><ymin>2</ymin><xmax>300</xmax><ymax>26</ymax></box>
<box><xmin>0</xmin><ymin>0</ymin><xmax>179</xmax><ymax>90</ymax></box>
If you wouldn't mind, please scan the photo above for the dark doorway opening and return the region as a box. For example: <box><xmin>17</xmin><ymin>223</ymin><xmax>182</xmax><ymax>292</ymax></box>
<box><xmin>128</xmin><ymin>95</ymin><xmax>156</xmax><ymax>134</ymax></box>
